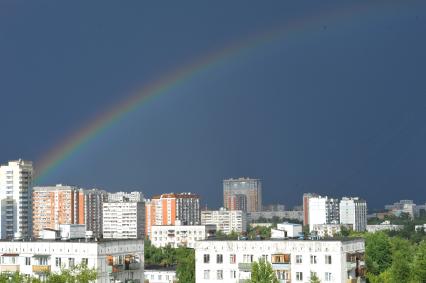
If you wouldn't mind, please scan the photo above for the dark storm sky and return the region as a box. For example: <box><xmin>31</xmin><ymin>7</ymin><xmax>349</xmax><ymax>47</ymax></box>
<box><xmin>1</xmin><ymin>0</ymin><xmax>426</xmax><ymax>209</ymax></box>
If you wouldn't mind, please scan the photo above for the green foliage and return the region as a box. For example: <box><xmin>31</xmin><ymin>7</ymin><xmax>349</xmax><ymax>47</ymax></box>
<box><xmin>365</xmin><ymin>232</ymin><xmax>392</xmax><ymax>275</ymax></box>
<box><xmin>247</xmin><ymin>226</ymin><xmax>271</xmax><ymax>240</ymax></box>
<box><xmin>144</xmin><ymin>240</ymin><xmax>194</xmax><ymax>283</ymax></box>
<box><xmin>340</xmin><ymin>225</ymin><xmax>351</xmax><ymax>237</ymax></box>
<box><xmin>309</xmin><ymin>272</ymin><xmax>321</xmax><ymax>283</ymax></box>
<box><xmin>249</xmin><ymin>258</ymin><xmax>278</xmax><ymax>283</ymax></box>
<box><xmin>412</xmin><ymin>241</ymin><xmax>426</xmax><ymax>283</ymax></box>
<box><xmin>0</xmin><ymin>265</ymin><xmax>96</xmax><ymax>283</ymax></box>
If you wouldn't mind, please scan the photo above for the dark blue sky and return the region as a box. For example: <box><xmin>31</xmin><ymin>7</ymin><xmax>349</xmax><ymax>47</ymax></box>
<box><xmin>1</xmin><ymin>1</ymin><xmax>426</xmax><ymax>209</ymax></box>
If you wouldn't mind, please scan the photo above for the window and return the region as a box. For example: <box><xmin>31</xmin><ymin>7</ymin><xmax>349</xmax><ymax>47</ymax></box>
<box><xmin>296</xmin><ymin>272</ymin><xmax>303</xmax><ymax>281</ymax></box>
<box><xmin>325</xmin><ymin>272</ymin><xmax>332</xmax><ymax>281</ymax></box>
<box><xmin>25</xmin><ymin>257</ymin><xmax>31</xmax><ymax>266</ymax></box>
<box><xmin>310</xmin><ymin>255</ymin><xmax>317</xmax><ymax>264</ymax></box>
<box><xmin>55</xmin><ymin>257</ymin><xmax>61</xmax><ymax>267</ymax></box>
<box><xmin>272</xmin><ymin>254</ymin><xmax>290</xmax><ymax>263</ymax></box>
<box><xmin>216</xmin><ymin>254</ymin><xmax>223</xmax><ymax>264</ymax></box>
<box><xmin>81</xmin><ymin>258</ymin><xmax>88</xmax><ymax>266</ymax></box>
<box><xmin>68</xmin><ymin>258</ymin><xmax>75</xmax><ymax>268</ymax></box>
<box><xmin>296</xmin><ymin>255</ymin><xmax>302</xmax><ymax>264</ymax></box>
<box><xmin>325</xmin><ymin>255</ymin><xmax>332</xmax><ymax>264</ymax></box>
<box><xmin>217</xmin><ymin>270</ymin><xmax>223</xmax><ymax>280</ymax></box>
<box><xmin>204</xmin><ymin>270</ymin><xmax>210</xmax><ymax>279</ymax></box>
<box><xmin>230</xmin><ymin>270</ymin><xmax>236</xmax><ymax>279</ymax></box>
<box><xmin>230</xmin><ymin>254</ymin><xmax>236</xmax><ymax>264</ymax></box>
<box><xmin>203</xmin><ymin>254</ymin><xmax>210</xmax><ymax>263</ymax></box>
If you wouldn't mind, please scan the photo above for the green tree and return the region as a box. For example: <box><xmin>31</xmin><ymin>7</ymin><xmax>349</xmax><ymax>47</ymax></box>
<box><xmin>365</xmin><ymin>232</ymin><xmax>392</xmax><ymax>275</ymax></box>
<box><xmin>310</xmin><ymin>272</ymin><xmax>321</xmax><ymax>283</ymax></box>
<box><xmin>412</xmin><ymin>241</ymin><xmax>426</xmax><ymax>282</ymax></box>
<box><xmin>45</xmin><ymin>264</ymin><xmax>97</xmax><ymax>283</ymax></box>
<box><xmin>176</xmin><ymin>248</ymin><xmax>195</xmax><ymax>283</ymax></box>
<box><xmin>249</xmin><ymin>258</ymin><xmax>278</xmax><ymax>283</ymax></box>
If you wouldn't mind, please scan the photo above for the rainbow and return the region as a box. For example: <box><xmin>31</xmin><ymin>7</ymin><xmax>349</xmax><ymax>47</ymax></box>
<box><xmin>35</xmin><ymin>2</ymin><xmax>377</xmax><ymax>183</ymax></box>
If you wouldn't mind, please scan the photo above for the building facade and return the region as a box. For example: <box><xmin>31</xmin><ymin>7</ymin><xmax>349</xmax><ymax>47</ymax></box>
<box><xmin>144</xmin><ymin>266</ymin><xmax>177</xmax><ymax>283</ymax></box>
<box><xmin>103</xmin><ymin>201</ymin><xmax>145</xmax><ymax>239</ymax></box>
<box><xmin>223</xmin><ymin>178</ymin><xmax>262</xmax><ymax>213</ymax></box>
<box><xmin>0</xmin><ymin>159</ymin><xmax>33</xmax><ymax>239</ymax></box>
<box><xmin>311</xmin><ymin>224</ymin><xmax>353</xmax><ymax>238</ymax></box>
<box><xmin>201</xmin><ymin>208</ymin><xmax>247</xmax><ymax>235</ymax></box>
<box><xmin>0</xmin><ymin>238</ymin><xmax>143</xmax><ymax>283</ymax></box>
<box><xmin>145</xmin><ymin>193</ymin><xmax>200</xmax><ymax>238</ymax></box>
<box><xmin>308</xmin><ymin>196</ymin><xmax>340</xmax><ymax>232</ymax></box>
<box><xmin>84</xmin><ymin>188</ymin><xmax>108</xmax><ymax>238</ymax></box>
<box><xmin>303</xmin><ymin>193</ymin><xmax>318</xmax><ymax>226</ymax></box>
<box><xmin>150</xmin><ymin>224</ymin><xmax>216</xmax><ymax>249</ymax></box>
<box><xmin>32</xmin><ymin>185</ymin><xmax>85</xmax><ymax>238</ymax></box>
<box><xmin>339</xmin><ymin>197</ymin><xmax>367</xmax><ymax>232</ymax></box>
<box><xmin>195</xmin><ymin>239</ymin><xmax>365</xmax><ymax>283</ymax></box>
<box><xmin>247</xmin><ymin>210</ymin><xmax>303</xmax><ymax>222</ymax></box>
<box><xmin>108</xmin><ymin>191</ymin><xmax>143</xmax><ymax>203</ymax></box>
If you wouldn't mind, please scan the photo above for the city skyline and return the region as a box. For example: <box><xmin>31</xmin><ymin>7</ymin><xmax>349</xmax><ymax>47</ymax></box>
<box><xmin>2</xmin><ymin>1</ymin><xmax>426</xmax><ymax>209</ymax></box>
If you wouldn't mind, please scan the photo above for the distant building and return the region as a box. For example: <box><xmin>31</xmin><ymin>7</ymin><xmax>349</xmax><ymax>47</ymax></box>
<box><xmin>145</xmin><ymin>193</ymin><xmax>200</xmax><ymax>238</ymax></box>
<box><xmin>312</xmin><ymin>224</ymin><xmax>352</xmax><ymax>238</ymax></box>
<box><xmin>32</xmin><ymin>184</ymin><xmax>85</xmax><ymax>238</ymax></box>
<box><xmin>384</xmin><ymin>200</ymin><xmax>417</xmax><ymax>219</ymax></box>
<box><xmin>271</xmin><ymin>222</ymin><xmax>302</xmax><ymax>239</ymax></box>
<box><xmin>0</xmin><ymin>159</ymin><xmax>33</xmax><ymax>239</ymax></box>
<box><xmin>308</xmin><ymin>196</ymin><xmax>340</xmax><ymax>232</ymax></box>
<box><xmin>366</xmin><ymin>221</ymin><xmax>404</xmax><ymax>233</ymax></box>
<box><xmin>108</xmin><ymin>191</ymin><xmax>143</xmax><ymax>202</ymax></box>
<box><xmin>247</xmin><ymin>210</ymin><xmax>303</xmax><ymax>222</ymax></box>
<box><xmin>150</xmin><ymin>224</ymin><xmax>216</xmax><ymax>248</ymax></box>
<box><xmin>223</xmin><ymin>178</ymin><xmax>262</xmax><ymax>212</ymax></box>
<box><xmin>303</xmin><ymin>193</ymin><xmax>318</xmax><ymax>226</ymax></box>
<box><xmin>103</xmin><ymin>201</ymin><xmax>145</xmax><ymax>239</ymax></box>
<box><xmin>263</xmin><ymin>204</ymin><xmax>286</xmax><ymax>211</ymax></box>
<box><xmin>339</xmin><ymin>197</ymin><xmax>367</xmax><ymax>232</ymax></box>
<box><xmin>201</xmin><ymin>208</ymin><xmax>247</xmax><ymax>234</ymax></box>
<box><xmin>84</xmin><ymin>188</ymin><xmax>108</xmax><ymax>238</ymax></box>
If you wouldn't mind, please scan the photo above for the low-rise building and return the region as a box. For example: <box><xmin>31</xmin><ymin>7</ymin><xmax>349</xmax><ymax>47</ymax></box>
<box><xmin>150</xmin><ymin>224</ymin><xmax>216</xmax><ymax>249</ymax></box>
<box><xmin>247</xmin><ymin>210</ymin><xmax>303</xmax><ymax>222</ymax></box>
<box><xmin>0</xmin><ymin>238</ymin><xmax>144</xmax><ymax>283</ymax></box>
<box><xmin>366</xmin><ymin>221</ymin><xmax>404</xmax><ymax>233</ymax></box>
<box><xmin>271</xmin><ymin>223</ymin><xmax>303</xmax><ymax>239</ymax></box>
<box><xmin>415</xmin><ymin>224</ymin><xmax>426</xmax><ymax>232</ymax></box>
<box><xmin>311</xmin><ymin>224</ymin><xmax>352</xmax><ymax>238</ymax></box>
<box><xmin>201</xmin><ymin>208</ymin><xmax>247</xmax><ymax>235</ymax></box>
<box><xmin>144</xmin><ymin>265</ymin><xmax>177</xmax><ymax>283</ymax></box>
<box><xmin>195</xmin><ymin>238</ymin><xmax>365</xmax><ymax>283</ymax></box>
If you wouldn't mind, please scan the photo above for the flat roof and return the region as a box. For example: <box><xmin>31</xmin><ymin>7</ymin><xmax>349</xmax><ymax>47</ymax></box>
<box><xmin>203</xmin><ymin>237</ymin><xmax>363</xmax><ymax>243</ymax></box>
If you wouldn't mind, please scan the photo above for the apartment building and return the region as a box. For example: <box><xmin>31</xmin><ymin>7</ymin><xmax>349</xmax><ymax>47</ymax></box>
<box><xmin>340</xmin><ymin>197</ymin><xmax>367</xmax><ymax>232</ymax></box>
<box><xmin>84</xmin><ymin>188</ymin><xmax>108</xmax><ymax>238</ymax></box>
<box><xmin>0</xmin><ymin>238</ymin><xmax>144</xmax><ymax>283</ymax></box>
<box><xmin>145</xmin><ymin>193</ymin><xmax>200</xmax><ymax>238</ymax></box>
<box><xmin>0</xmin><ymin>159</ymin><xmax>33</xmax><ymax>239</ymax></box>
<box><xmin>201</xmin><ymin>208</ymin><xmax>247</xmax><ymax>234</ymax></box>
<box><xmin>108</xmin><ymin>191</ymin><xmax>143</xmax><ymax>203</ymax></box>
<box><xmin>103</xmin><ymin>201</ymin><xmax>145</xmax><ymax>239</ymax></box>
<box><xmin>308</xmin><ymin>196</ymin><xmax>340</xmax><ymax>232</ymax></box>
<box><xmin>223</xmin><ymin>178</ymin><xmax>262</xmax><ymax>212</ymax></box>
<box><xmin>312</xmin><ymin>224</ymin><xmax>353</xmax><ymax>238</ymax></box>
<box><xmin>150</xmin><ymin>224</ymin><xmax>216</xmax><ymax>248</ymax></box>
<box><xmin>303</xmin><ymin>193</ymin><xmax>318</xmax><ymax>226</ymax></box>
<box><xmin>32</xmin><ymin>185</ymin><xmax>85</xmax><ymax>238</ymax></box>
<box><xmin>195</xmin><ymin>238</ymin><xmax>365</xmax><ymax>283</ymax></box>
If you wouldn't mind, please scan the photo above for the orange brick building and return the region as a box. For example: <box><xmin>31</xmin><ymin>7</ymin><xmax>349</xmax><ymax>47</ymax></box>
<box><xmin>145</xmin><ymin>193</ymin><xmax>200</xmax><ymax>238</ymax></box>
<box><xmin>32</xmin><ymin>185</ymin><xmax>85</xmax><ymax>237</ymax></box>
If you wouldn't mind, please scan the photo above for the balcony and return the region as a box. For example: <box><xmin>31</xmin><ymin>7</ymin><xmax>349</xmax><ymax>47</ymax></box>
<box><xmin>128</xmin><ymin>262</ymin><xmax>141</xmax><ymax>270</ymax></box>
<box><xmin>0</xmin><ymin>265</ymin><xmax>20</xmax><ymax>272</ymax></box>
<box><xmin>271</xmin><ymin>263</ymin><xmax>290</xmax><ymax>270</ymax></box>
<box><xmin>32</xmin><ymin>265</ymin><xmax>51</xmax><ymax>273</ymax></box>
<box><xmin>238</xmin><ymin>263</ymin><xmax>252</xmax><ymax>272</ymax></box>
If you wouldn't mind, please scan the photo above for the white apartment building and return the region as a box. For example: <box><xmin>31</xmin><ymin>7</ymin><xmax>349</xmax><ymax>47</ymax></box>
<box><xmin>103</xmin><ymin>202</ymin><xmax>145</xmax><ymax>239</ymax></box>
<box><xmin>247</xmin><ymin>210</ymin><xmax>303</xmax><ymax>222</ymax></box>
<box><xmin>150</xmin><ymin>224</ymin><xmax>216</xmax><ymax>248</ymax></box>
<box><xmin>311</xmin><ymin>224</ymin><xmax>353</xmax><ymax>238</ymax></box>
<box><xmin>0</xmin><ymin>159</ymin><xmax>33</xmax><ymax>239</ymax></box>
<box><xmin>0</xmin><ymin>238</ymin><xmax>143</xmax><ymax>283</ymax></box>
<box><xmin>271</xmin><ymin>223</ymin><xmax>303</xmax><ymax>239</ymax></box>
<box><xmin>144</xmin><ymin>266</ymin><xmax>177</xmax><ymax>283</ymax></box>
<box><xmin>108</xmin><ymin>191</ymin><xmax>143</xmax><ymax>202</ymax></box>
<box><xmin>366</xmin><ymin>221</ymin><xmax>404</xmax><ymax>233</ymax></box>
<box><xmin>195</xmin><ymin>239</ymin><xmax>365</xmax><ymax>283</ymax></box>
<box><xmin>201</xmin><ymin>208</ymin><xmax>247</xmax><ymax>235</ymax></box>
<box><xmin>340</xmin><ymin>197</ymin><xmax>367</xmax><ymax>232</ymax></box>
<box><xmin>308</xmin><ymin>196</ymin><xmax>340</xmax><ymax>232</ymax></box>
